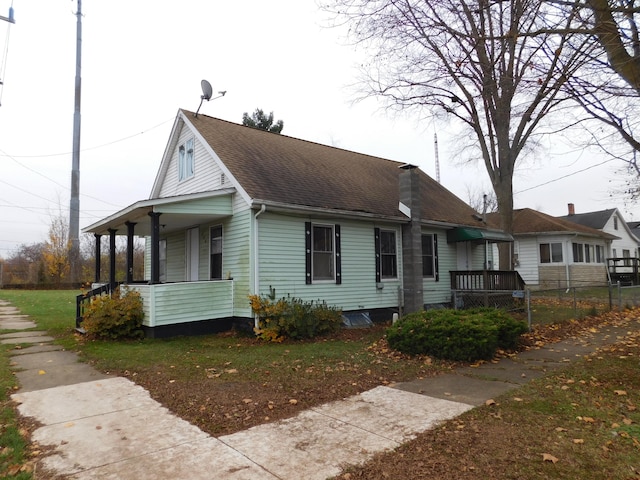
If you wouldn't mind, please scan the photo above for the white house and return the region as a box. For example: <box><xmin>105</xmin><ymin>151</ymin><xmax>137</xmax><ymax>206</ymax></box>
<box><xmin>488</xmin><ymin>208</ymin><xmax>617</xmax><ymax>289</ymax></box>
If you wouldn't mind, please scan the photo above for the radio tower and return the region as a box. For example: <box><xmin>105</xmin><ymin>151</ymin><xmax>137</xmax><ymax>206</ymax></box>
<box><xmin>434</xmin><ymin>132</ymin><xmax>441</xmax><ymax>184</ymax></box>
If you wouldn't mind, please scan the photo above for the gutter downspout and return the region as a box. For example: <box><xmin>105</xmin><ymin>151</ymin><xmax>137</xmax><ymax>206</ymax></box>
<box><xmin>253</xmin><ymin>204</ymin><xmax>267</xmax><ymax>329</ymax></box>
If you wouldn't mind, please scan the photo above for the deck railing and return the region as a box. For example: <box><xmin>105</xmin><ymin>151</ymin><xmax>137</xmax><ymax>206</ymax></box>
<box><xmin>75</xmin><ymin>282</ymin><xmax>120</xmax><ymax>329</ymax></box>
<box><xmin>450</xmin><ymin>270</ymin><xmax>525</xmax><ymax>292</ymax></box>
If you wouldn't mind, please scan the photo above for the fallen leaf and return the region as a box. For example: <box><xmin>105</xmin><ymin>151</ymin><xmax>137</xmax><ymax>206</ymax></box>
<box><xmin>614</xmin><ymin>390</ymin><xmax>627</xmax><ymax>396</ymax></box>
<box><xmin>542</xmin><ymin>453</ymin><xmax>559</xmax><ymax>463</ymax></box>
<box><xmin>242</xmin><ymin>398</ymin><xmax>253</xmax><ymax>404</ymax></box>
<box><xmin>289</xmin><ymin>399</ymin><xmax>298</xmax><ymax>405</ymax></box>
<box><xmin>38</xmin><ymin>370</ymin><xmax>46</xmax><ymax>375</ymax></box>
<box><xmin>555</xmin><ymin>427</ymin><xmax>568</xmax><ymax>432</ymax></box>
<box><xmin>485</xmin><ymin>399</ymin><xmax>496</xmax><ymax>406</ymax></box>
<box><xmin>573</xmin><ymin>438</ymin><xmax>584</xmax><ymax>444</ymax></box>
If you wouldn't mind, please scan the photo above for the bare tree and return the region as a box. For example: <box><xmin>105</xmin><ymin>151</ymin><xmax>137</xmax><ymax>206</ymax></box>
<box><xmin>324</xmin><ymin>0</ymin><xmax>595</xmax><ymax>267</ymax></box>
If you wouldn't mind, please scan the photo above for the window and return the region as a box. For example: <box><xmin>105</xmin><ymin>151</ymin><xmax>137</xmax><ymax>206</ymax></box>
<box><xmin>585</xmin><ymin>244</ymin><xmax>593</xmax><ymax>263</ymax></box>
<box><xmin>614</xmin><ymin>216</ymin><xmax>619</xmax><ymax>230</ymax></box>
<box><xmin>540</xmin><ymin>242</ymin><xmax>563</xmax><ymax>263</ymax></box>
<box><xmin>422</xmin><ymin>234</ymin><xmax>439</xmax><ymax>280</ymax></box>
<box><xmin>178</xmin><ymin>138</ymin><xmax>195</xmax><ymax>181</ymax></box>
<box><xmin>210</xmin><ymin>225</ymin><xmax>223</xmax><ymax>280</ymax></box>
<box><xmin>572</xmin><ymin>242</ymin><xmax>584</xmax><ymax>262</ymax></box>
<box><xmin>379</xmin><ymin>230</ymin><xmax>397</xmax><ymax>279</ymax></box>
<box><xmin>623</xmin><ymin>249</ymin><xmax>631</xmax><ymax>266</ymax></box>
<box><xmin>305</xmin><ymin>223</ymin><xmax>341</xmax><ymax>284</ymax></box>
<box><xmin>596</xmin><ymin>245</ymin><xmax>604</xmax><ymax>263</ymax></box>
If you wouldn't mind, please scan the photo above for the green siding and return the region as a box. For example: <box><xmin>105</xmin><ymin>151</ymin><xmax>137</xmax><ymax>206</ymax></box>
<box><xmin>257</xmin><ymin>213</ymin><xmax>402</xmax><ymax>315</ymax></box>
<box><xmin>422</xmin><ymin>230</ymin><xmax>456</xmax><ymax>305</ymax></box>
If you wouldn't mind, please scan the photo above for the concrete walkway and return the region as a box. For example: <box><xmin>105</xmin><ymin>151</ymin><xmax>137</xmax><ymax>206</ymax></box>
<box><xmin>2</xmin><ymin>299</ymin><xmax>638</xmax><ymax>479</ymax></box>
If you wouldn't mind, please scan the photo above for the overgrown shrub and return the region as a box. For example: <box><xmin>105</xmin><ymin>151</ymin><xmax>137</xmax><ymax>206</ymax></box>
<box><xmin>249</xmin><ymin>294</ymin><xmax>342</xmax><ymax>342</ymax></box>
<box><xmin>82</xmin><ymin>288</ymin><xmax>145</xmax><ymax>340</ymax></box>
<box><xmin>386</xmin><ymin>308</ymin><xmax>527</xmax><ymax>361</ymax></box>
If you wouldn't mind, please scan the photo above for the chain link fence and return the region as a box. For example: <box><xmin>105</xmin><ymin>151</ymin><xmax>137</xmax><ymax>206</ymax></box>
<box><xmin>453</xmin><ymin>282</ymin><xmax>640</xmax><ymax>329</ymax></box>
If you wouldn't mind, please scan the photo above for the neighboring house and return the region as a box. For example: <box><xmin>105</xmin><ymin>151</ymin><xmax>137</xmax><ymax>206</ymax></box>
<box><xmin>81</xmin><ymin>109</ymin><xmax>515</xmax><ymax>337</ymax></box>
<box><xmin>487</xmin><ymin>208</ymin><xmax>617</xmax><ymax>289</ymax></box>
<box><xmin>558</xmin><ymin>204</ymin><xmax>639</xmax><ymax>260</ymax></box>
<box><xmin>558</xmin><ymin>204</ymin><xmax>640</xmax><ymax>284</ymax></box>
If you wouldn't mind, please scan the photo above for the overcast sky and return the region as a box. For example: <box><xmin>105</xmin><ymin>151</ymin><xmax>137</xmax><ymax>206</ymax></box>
<box><xmin>0</xmin><ymin>0</ymin><xmax>636</xmax><ymax>258</ymax></box>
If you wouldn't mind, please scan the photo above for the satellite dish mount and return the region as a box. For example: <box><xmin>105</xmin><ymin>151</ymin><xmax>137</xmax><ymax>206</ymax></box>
<box><xmin>194</xmin><ymin>80</ymin><xmax>226</xmax><ymax>117</ymax></box>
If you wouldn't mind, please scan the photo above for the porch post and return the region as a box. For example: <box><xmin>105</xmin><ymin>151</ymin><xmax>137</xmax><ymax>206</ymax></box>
<box><xmin>399</xmin><ymin>165</ymin><xmax>423</xmax><ymax>314</ymax></box>
<box><xmin>125</xmin><ymin>221</ymin><xmax>136</xmax><ymax>284</ymax></box>
<box><xmin>149</xmin><ymin>212</ymin><xmax>161</xmax><ymax>284</ymax></box>
<box><xmin>108</xmin><ymin>229</ymin><xmax>117</xmax><ymax>292</ymax></box>
<box><xmin>94</xmin><ymin>233</ymin><xmax>101</xmax><ymax>284</ymax></box>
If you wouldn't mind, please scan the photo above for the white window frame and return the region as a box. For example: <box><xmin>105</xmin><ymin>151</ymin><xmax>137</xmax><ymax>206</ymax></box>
<box><xmin>379</xmin><ymin>229</ymin><xmax>398</xmax><ymax>280</ymax></box>
<box><xmin>312</xmin><ymin>224</ymin><xmax>335</xmax><ymax>282</ymax></box>
<box><xmin>539</xmin><ymin>242</ymin><xmax>563</xmax><ymax>264</ymax></box>
<box><xmin>178</xmin><ymin>138</ymin><xmax>195</xmax><ymax>182</ymax></box>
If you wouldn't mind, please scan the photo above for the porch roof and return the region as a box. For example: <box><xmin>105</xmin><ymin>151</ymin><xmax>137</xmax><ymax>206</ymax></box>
<box><xmin>446</xmin><ymin>227</ymin><xmax>514</xmax><ymax>243</ymax></box>
<box><xmin>82</xmin><ymin>189</ymin><xmax>235</xmax><ymax>236</ymax></box>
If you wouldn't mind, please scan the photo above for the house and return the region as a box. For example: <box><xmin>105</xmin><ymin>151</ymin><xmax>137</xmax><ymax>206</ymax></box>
<box><xmin>490</xmin><ymin>208</ymin><xmax>617</xmax><ymax>289</ymax></box>
<box><xmin>81</xmin><ymin>109</ymin><xmax>516</xmax><ymax>337</ymax></box>
<box><xmin>557</xmin><ymin>204</ymin><xmax>640</xmax><ymax>284</ymax></box>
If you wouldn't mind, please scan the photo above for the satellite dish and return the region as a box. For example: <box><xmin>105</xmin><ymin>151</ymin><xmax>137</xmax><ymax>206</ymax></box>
<box><xmin>194</xmin><ymin>79</ymin><xmax>226</xmax><ymax>117</ymax></box>
<box><xmin>201</xmin><ymin>79</ymin><xmax>213</xmax><ymax>101</ymax></box>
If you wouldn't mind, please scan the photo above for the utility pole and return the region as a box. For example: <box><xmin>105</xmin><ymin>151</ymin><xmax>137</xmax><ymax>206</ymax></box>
<box><xmin>69</xmin><ymin>0</ymin><xmax>82</xmax><ymax>286</ymax></box>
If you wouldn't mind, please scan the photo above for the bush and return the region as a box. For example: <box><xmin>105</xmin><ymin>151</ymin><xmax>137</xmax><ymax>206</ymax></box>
<box><xmin>82</xmin><ymin>288</ymin><xmax>145</xmax><ymax>340</ymax></box>
<box><xmin>386</xmin><ymin>308</ymin><xmax>527</xmax><ymax>361</ymax></box>
<box><xmin>249</xmin><ymin>294</ymin><xmax>342</xmax><ymax>342</ymax></box>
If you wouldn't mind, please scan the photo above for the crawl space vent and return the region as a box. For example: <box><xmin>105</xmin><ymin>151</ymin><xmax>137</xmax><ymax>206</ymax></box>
<box><xmin>342</xmin><ymin>312</ymin><xmax>373</xmax><ymax>329</ymax></box>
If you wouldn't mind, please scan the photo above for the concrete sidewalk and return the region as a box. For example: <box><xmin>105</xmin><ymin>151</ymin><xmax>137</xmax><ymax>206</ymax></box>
<box><xmin>3</xmin><ymin>298</ymin><xmax>638</xmax><ymax>479</ymax></box>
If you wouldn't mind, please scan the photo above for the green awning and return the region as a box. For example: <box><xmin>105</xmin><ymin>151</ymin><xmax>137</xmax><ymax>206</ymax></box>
<box><xmin>446</xmin><ymin>227</ymin><xmax>513</xmax><ymax>243</ymax></box>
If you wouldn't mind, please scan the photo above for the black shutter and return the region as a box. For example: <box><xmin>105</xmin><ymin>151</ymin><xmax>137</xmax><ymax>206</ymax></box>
<box><xmin>374</xmin><ymin>227</ymin><xmax>381</xmax><ymax>283</ymax></box>
<box><xmin>305</xmin><ymin>222</ymin><xmax>312</xmax><ymax>284</ymax></box>
<box><xmin>434</xmin><ymin>234</ymin><xmax>439</xmax><ymax>282</ymax></box>
<box><xmin>335</xmin><ymin>224</ymin><xmax>342</xmax><ymax>284</ymax></box>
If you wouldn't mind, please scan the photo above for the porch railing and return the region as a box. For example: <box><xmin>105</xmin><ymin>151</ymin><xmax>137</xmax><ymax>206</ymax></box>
<box><xmin>450</xmin><ymin>270</ymin><xmax>525</xmax><ymax>291</ymax></box>
<box><xmin>75</xmin><ymin>282</ymin><xmax>120</xmax><ymax>330</ymax></box>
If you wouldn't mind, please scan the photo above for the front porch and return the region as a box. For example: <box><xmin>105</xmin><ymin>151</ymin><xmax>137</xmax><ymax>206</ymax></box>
<box><xmin>450</xmin><ymin>270</ymin><xmax>526</xmax><ymax>309</ymax></box>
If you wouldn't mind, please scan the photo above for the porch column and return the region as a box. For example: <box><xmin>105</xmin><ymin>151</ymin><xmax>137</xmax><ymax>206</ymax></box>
<box><xmin>108</xmin><ymin>229</ymin><xmax>117</xmax><ymax>291</ymax></box>
<box><xmin>399</xmin><ymin>165</ymin><xmax>423</xmax><ymax>314</ymax></box>
<box><xmin>94</xmin><ymin>233</ymin><xmax>101</xmax><ymax>284</ymax></box>
<box><xmin>125</xmin><ymin>221</ymin><xmax>136</xmax><ymax>283</ymax></box>
<box><xmin>149</xmin><ymin>212</ymin><xmax>161</xmax><ymax>284</ymax></box>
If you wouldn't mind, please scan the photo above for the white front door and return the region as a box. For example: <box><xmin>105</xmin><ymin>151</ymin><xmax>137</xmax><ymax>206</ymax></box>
<box><xmin>457</xmin><ymin>242</ymin><xmax>471</xmax><ymax>270</ymax></box>
<box><xmin>186</xmin><ymin>227</ymin><xmax>199</xmax><ymax>281</ymax></box>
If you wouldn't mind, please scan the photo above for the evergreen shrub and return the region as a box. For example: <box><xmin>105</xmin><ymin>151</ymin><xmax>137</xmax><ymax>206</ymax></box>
<box><xmin>386</xmin><ymin>308</ymin><xmax>527</xmax><ymax>361</ymax></box>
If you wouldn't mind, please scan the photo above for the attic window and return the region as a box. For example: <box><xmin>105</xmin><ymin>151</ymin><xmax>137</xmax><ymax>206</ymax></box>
<box><xmin>178</xmin><ymin>138</ymin><xmax>195</xmax><ymax>182</ymax></box>
<box><xmin>614</xmin><ymin>216</ymin><xmax>618</xmax><ymax>230</ymax></box>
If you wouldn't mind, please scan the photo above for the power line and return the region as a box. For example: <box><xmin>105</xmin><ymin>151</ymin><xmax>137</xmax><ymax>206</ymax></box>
<box><xmin>515</xmin><ymin>158</ymin><xmax>616</xmax><ymax>195</ymax></box>
<box><xmin>0</xmin><ymin>117</ymin><xmax>172</xmax><ymax>159</ymax></box>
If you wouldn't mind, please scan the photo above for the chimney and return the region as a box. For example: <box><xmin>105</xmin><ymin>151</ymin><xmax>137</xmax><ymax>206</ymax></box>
<box><xmin>568</xmin><ymin>203</ymin><xmax>575</xmax><ymax>216</ymax></box>
<box><xmin>399</xmin><ymin>165</ymin><xmax>423</xmax><ymax>314</ymax></box>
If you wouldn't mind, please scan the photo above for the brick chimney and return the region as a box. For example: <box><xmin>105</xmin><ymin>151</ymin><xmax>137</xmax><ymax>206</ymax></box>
<box><xmin>568</xmin><ymin>203</ymin><xmax>575</xmax><ymax>216</ymax></box>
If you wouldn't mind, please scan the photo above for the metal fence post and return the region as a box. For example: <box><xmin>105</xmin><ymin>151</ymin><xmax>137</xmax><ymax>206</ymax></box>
<box><xmin>618</xmin><ymin>281</ymin><xmax>622</xmax><ymax>310</ymax></box>
<box><xmin>526</xmin><ymin>289</ymin><xmax>531</xmax><ymax>330</ymax></box>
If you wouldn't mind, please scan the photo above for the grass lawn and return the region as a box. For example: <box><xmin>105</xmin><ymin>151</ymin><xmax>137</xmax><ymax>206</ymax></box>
<box><xmin>1</xmin><ymin>290</ymin><xmax>639</xmax><ymax>479</ymax></box>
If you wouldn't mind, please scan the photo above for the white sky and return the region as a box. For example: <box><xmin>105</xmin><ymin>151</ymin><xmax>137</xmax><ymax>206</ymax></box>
<box><xmin>0</xmin><ymin>0</ymin><xmax>636</xmax><ymax>258</ymax></box>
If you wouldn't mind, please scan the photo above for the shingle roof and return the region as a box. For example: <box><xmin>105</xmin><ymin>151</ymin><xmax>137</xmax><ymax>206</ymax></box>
<box><xmin>185</xmin><ymin>110</ymin><xmax>483</xmax><ymax>227</ymax></box>
<box><xmin>488</xmin><ymin>208</ymin><xmax>616</xmax><ymax>239</ymax></box>
<box><xmin>557</xmin><ymin>209</ymin><xmax>616</xmax><ymax>230</ymax></box>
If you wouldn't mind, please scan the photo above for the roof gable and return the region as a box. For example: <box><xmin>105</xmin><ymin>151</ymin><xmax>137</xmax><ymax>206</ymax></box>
<box><xmin>557</xmin><ymin>208</ymin><xmax>616</xmax><ymax>230</ymax></box>
<box><xmin>178</xmin><ymin>109</ymin><xmax>484</xmax><ymax>227</ymax></box>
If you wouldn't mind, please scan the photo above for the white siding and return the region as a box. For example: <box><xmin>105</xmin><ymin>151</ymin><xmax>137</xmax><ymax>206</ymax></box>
<box><xmin>515</xmin><ymin>237</ymin><xmax>540</xmax><ymax>284</ymax></box>
<box><xmin>605</xmin><ymin>212</ymin><xmax>639</xmax><ymax>258</ymax></box>
<box><xmin>158</xmin><ymin>125</ymin><xmax>224</xmax><ymax>198</ymax></box>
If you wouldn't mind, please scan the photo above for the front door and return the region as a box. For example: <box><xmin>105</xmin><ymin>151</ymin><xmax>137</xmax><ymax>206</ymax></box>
<box><xmin>186</xmin><ymin>227</ymin><xmax>199</xmax><ymax>281</ymax></box>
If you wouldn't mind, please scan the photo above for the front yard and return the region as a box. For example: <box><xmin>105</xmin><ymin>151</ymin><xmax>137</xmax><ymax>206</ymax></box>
<box><xmin>0</xmin><ymin>290</ymin><xmax>639</xmax><ymax>479</ymax></box>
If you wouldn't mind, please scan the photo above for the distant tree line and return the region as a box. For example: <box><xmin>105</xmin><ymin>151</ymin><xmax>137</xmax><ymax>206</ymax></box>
<box><xmin>0</xmin><ymin>215</ymin><xmax>144</xmax><ymax>289</ymax></box>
